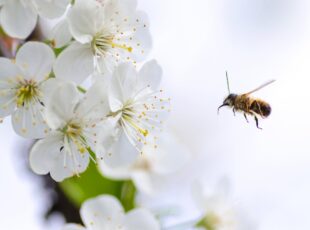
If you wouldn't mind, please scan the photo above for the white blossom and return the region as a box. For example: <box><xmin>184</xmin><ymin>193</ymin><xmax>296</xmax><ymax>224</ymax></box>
<box><xmin>62</xmin><ymin>195</ymin><xmax>160</xmax><ymax>230</ymax></box>
<box><xmin>30</xmin><ymin>80</ymin><xmax>109</xmax><ymax>181</ymax></box>
<box><xmin>54</xmin><ymin>0</ymin><xmax>152</xmax><ymax>84</ymax></box>
<box><xmin>99</xmin><ymin>131</ymin><xmax>190</xmax><ymax>194</ymax></box>
<box><xmin>98</xmin><ymin>60</ymin><xmax>170</xmax><ymax>167</ymax></box>
<box><xmin>0</xmin><ymin>0</ymin><xmax>70</xmax><ymax>39</ymax></box>
<box><xmin>193</xmin><ymin>181</ymin><xmax>254</xmax><ymax>230</ymax></box>
<box><xmin>0</xmin><ymin>41</ymin><xmax>58</xmax><ymax>138</ymax></box>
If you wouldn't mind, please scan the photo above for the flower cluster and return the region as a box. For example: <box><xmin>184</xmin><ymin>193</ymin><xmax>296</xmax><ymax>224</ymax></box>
<box><xmin>0</xmin><ymin>0</ymin><xmax>255</xmax><ymax>229</ymax></box>
<box><xmin>63</xmin><ymin>195</ymin><xmax>160</xmax><ymax>230</ymax></box>
<box><xmin>0</xmin><ymin>0</ymin><xmax>170</xmax><ymax>182</ymax></box>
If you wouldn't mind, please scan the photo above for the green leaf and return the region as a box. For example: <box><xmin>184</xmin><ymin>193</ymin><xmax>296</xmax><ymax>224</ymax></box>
<box><xmin>59</xmin><ymin>161</ymin><xmax>136</xmax><ymax>212</ymax></box>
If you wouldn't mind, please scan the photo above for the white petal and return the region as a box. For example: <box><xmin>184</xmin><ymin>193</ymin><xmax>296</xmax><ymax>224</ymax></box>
<box><xmin>0</xmin><ymin>58</ymin><xmax>20</xmax><ymax>117</ymax></box>
<box><xmin>29</xmin><ymin>133</ymin><xmax>63</xmax><ymax>175</ymax></box>
<box><xmin>151</xmin><ymin>132</ymin><xmax>190</xmax><ymax>174</ymax></box>
<box><xmin>54</xmin><ymin>42</ymin><xmax>94</xmax><ymax>84</ymax></box>
<box><xmin>109</xmin><ymin>10</ymin><xmax>152</xmax><ymax>63</ymax></box>
<box><xmin>131</xmin><ymin>171</ymin><xmax>154</xmax><ymax>195</ymax></box>
<box><xmin>0</xmin><ymin>89</ymin><xmax>16</xmax><ymax>117</ymax></box>
<box><xmin>39</xmin><ymin>78</ymin><xmax>64</xmax><ymax>105</ymax></box>
<box><xmin>100</xmin><ymin>127</ymin><xmax>139</xmax><ymax>167</ymax></box>
<box><xmin>109</xmin><ymin>63</ymin><xmax>138</xmax><ymax>108</ymax></box>
<box><xmin>35</xmin><ymin>0</ymin><xmax>69</xmax><ymax>19</ymax></box>
<box><xmin>16</xmin><ymin>42</ymin><xmax>55</xmax><ymax>81</ymax></box>
<box><xmin>138</xmin><ymin>60</ymin><xmax>162</xmax><ymax>91</ymax></box>
<box><xmin>0</xmin><ymin>58</ymin><xmax>21</xmax><ymax>84</ymax></box>
<box><xmin>0</xmin><ymin>0</ymin><xmax>37</xmax><ymax>39</ymax></box>
<box><xmin>109</xmin><ymin>97</ymin><xmax>123</xmax><ymax>113</ymax></box>
<box><xmin>103</xmin><ymin>0</ymin><xmax>137</xmax><ymax>19</ymax></box>
<box><xmin>98</xmin><ymin>161</ymin><xmax>131</xmax><ymax>180</ymax></box>
<box><xmin>12</xmin><ymin>102</ymin><xmax>50</xmax><ymax>139</ymax></box>
<box><xmin>44</xmin><ymin>82</ymin><xmax>80</xmax><ymax>130</ymax></box>
<box><xmin>67</xmin><ymin>0</ymin><xmax>103</xmax><ymax>43</ymax></box>
<box><xmin>81</xmin><ymin>195</ymin><xmax>124</xmax><ymax>230</ymax></box>
<box><xmin>75</xmin><ymin>79</ymin><xmax>109</xmax><ymax>121</ymax></box>
<box><xmin>125</xmin><ymin>209</ymin><xmax>160</xmax><ymax>230</ymax></box>
<box><xmin>30</xmin><ymin>133</ymin><xmax>90</xmax><ymax>182</ymax></box>
<box><xmin>62</xmin><ymin>224</ymin><xmax>86</xmax><ymax>230</ymax></box>
<box><xmin>49</xmin><ymin>19</ymin><xmax>72</xmax><ymax>48</ymax></box>
<box><xmin>51</xmin><ymin>139</ymin><xmax>90</xmax><ymax>182</ymax></box>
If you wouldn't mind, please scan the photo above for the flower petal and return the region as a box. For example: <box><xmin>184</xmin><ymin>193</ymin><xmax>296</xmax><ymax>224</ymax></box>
<box><xmin>44</xmin><ymin>82</ymin><xmax>80</xmax><ymax>130</ymax></box>
<box><xmin>62</xmin><ymin>224</ymin><xmax>86</xmax><ymax>230</ymax></box>
<box><xmin>29</xmin><ymin>133</ymin><xmax>90</xmax><ymax>182</ymax></box>
<box><xmin>39</xmin><ymin>78</ymin><xmax>64</xmax><ymax>105</ymax></box>
<box><xmin>16</xmin><ymin>42</ymin><xmax>55</xmax><ymax>81</ymax></box>
<box><xmin>49</xmin><ymin>19</ymin><xmax>72</xmax><ymax>48</ymax></box>
<box><xmin>54</xmin><ymin>42</ymin><xmax>94</xmax><ymax>84</ymax></box>
<box><xmin>81</xmin><ymin>195</ymin><xmax>124</xmax><ymax>230</ymax></box>
<box><xmin>109</xmin><ymin>10</ymin><xmax>152</xmax><ymax>63</ymax></box>
<box><xmin>99</xmin><ymin>127</ymin><xmax>139</xmax><ymax>167</ymax></box>
<box><xmin>0</xmin><ymin>88</ymin><xmax>16</xmax><ymax>117</ymax></box>
<box><xmin>35</xmin><ymin>0</ymin><xmax>70</xmax><ymax>19</ymax></box>
<box><xmin>109</xmin><ymin>63</ymin><xmax>138</xmax><ymax>110</ymax></box>
<box><xmin>67</xmin><ymin>0</ymin><xmax>103</xmax><ymax>43</ymax></box>
<box><xmin>0</xmin><ymin>58</ymin><xmax>20</xmax><ymax>117</ymax></box>
<box><xmin>131</xmin><ymin>171</ymin><xmax>154</xmax><ymax>195</ymax></box>
<box><xmin>29</xmin><ymin>133</ymin><xmax>64</xmax><ymax>175</ymax></box>
<box><xmin>138</xmin><ymin>60</ymin><xmax>162</xmax><ymax>91</ymax></box>
<box><xmin>98</xmin><ymin>161</ymin><xmax>131</xmax><ymax>180</ymax></box>
<box><xmin>51</xmin><ymin>139</ymin><xmax>90</xmax><ymax>182</ymax></box>
<box><xmin>125</xmin><ymin>209</ymin><xmax>160</xmax><ymax>230</ymax></box>
<box><xmin>0</xmin><ymin>0</ymin><xmax>37</xmax><ymax>39</ymax></box>
<box><xmin>0</xmin><ymin>57</ymin><xmax>20</xmax><ymax>84</ymax></box>
<box><xmin>12</xmin><ymin>102</ymin><xmax>50</xmax><ymax>139</ymax></box>
<box><xmin>75</xmin><ymin>79</ymin><xmax>109</xmax><ymax>121</ymax></box>
<box><xmin>151</xmin><ymin>132</ymin><xmax>190</xmax><ymax>174</ymax></box>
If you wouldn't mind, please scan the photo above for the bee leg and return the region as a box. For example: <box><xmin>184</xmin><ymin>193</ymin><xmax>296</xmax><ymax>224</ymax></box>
<box><xmin>243</xmin><ymin>113</ymin><xmax>249</xmax><ymax>123</ymax></box>
<box><xmin>254</xmin><ymin>116</ymin><xmax>262</xmax><ymax>130</ymax></box>
<box><xmin>233</xmin><ymin>108</ymin><xmax>236</xmax><ymax>116</ymax></box>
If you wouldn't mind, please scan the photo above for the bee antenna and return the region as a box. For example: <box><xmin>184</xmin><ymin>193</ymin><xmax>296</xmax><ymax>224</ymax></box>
<box><xmin>226</xmin><ymin>71</ymin><xmax>231</xmax><ymax>94</ymax></box>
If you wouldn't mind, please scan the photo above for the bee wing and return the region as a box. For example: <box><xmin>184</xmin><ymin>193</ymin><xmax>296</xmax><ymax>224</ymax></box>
<box><xmin>244</xmin><ymin>80</ymin><xmax>276</xmax><ymax>95</ymax></box>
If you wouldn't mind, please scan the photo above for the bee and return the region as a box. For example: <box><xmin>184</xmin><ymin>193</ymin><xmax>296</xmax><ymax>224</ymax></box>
<box><xmin>218</xmin><ymin>72</ymin><xmax>275</xmax><ymax>129</ymax></box>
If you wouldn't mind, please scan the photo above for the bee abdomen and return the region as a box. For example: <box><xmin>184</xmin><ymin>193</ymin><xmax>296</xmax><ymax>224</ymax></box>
<box><xmin>250</xmin><ymin>100</ymin><xmax>271</xmax><ymax>117</ymax></box>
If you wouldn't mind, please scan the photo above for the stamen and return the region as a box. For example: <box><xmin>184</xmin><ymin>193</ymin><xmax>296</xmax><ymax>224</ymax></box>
<box><xmin>122</xmin><ymin>113</ymin><xmax>149</xmax><ymax>137</ymax></box>
<box><xmin>110</xmin><ymin>42</ymin><xmax>133</xmax><ymax>52</ymax></box>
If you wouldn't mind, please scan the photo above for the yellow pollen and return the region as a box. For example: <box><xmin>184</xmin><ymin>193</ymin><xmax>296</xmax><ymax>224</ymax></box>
<box><xmin>16</xmin><ymin>83</ymin><xmax>38</xmax><ymax>107</ymax></box>
<box><xmin>123</xmin><ymin>114</ymin><xmax>149</xmax><ymax>137</ymax></box>
<box><xmin>111</xmin><ymin>42</ymin><xmax>133</xmax><ymax>52</ymax></box>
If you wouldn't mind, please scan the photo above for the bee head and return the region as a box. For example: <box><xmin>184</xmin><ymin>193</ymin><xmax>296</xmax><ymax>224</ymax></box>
<box><xmin>223</xmin><ymin>93</ymin><xmax>237</xmax><ymax>106</ymax></box>
<box><xmin>218</xmin><ymin>93</ymin><xmax>237</xmax><ymax>114</ymax></box>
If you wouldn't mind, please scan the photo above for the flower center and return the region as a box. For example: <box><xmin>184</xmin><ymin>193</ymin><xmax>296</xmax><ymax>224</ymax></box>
<box><xmin>197</xmin><ymin>212</ymin><xmax>222</xmax><ymax>230</ymax></box>
<box><xmin>121</xmin><ymin>104</ymin><xmax>149</xmax><ymax>137</ymax></box>
<box><xmin>16</xmin><ymin>80</ymin><xmax>39</xmax><ymax>107</ymax></box>
<box><xmin>62</xmin><ymin>122</ymin><xmax>87</xmax><ymax>154</ymax></box>
<box><xmin>92</xmin><ymin>31</ymin><xmax>132</xmax><ymax>57</ymax></box>
<box><xmin>132</xmin><ymin>157</ymin><xmax>151</xmax><ymax>171</ymax></box>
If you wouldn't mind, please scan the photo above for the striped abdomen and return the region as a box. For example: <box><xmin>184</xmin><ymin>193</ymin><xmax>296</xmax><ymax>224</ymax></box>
<box><xmin>250</xmin><ymin>99</ymin><xmax>271</xmax><ymax>118</ymax></box>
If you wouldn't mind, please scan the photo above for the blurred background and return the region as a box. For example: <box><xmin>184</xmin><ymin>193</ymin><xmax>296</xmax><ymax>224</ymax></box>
<box><xmin>2</xmin><ymin>0</ymin><xmax>310</xmax><ymax>229</ymax></box>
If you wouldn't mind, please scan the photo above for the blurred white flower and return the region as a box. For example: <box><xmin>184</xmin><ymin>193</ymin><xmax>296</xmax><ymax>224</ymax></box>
<box><xmin>30</xmin><ymin>80</ymin><xmax>109</xmax><ymax>182</ymax></box>
<box><xmin>0</xmin><ymin>41</ymin><xmax>58</xmax><ymax>138</ymax></box>
<box><xmin>49</xmin><ymin>19</ymin><xmax>72</xmax><ymax>48</ymax></box>
<box><xmin>0</xmin><ymin>0</ymin><xmax>70</xmax><ymax>39</ymax></box>
<box><xmin>193</xmin><ymin>181</ymin><xmax>254</xmax><ymax>230</ymax></box>
<box><xmin>53</xmin><ymin>0</ymin><xmax>152</xmax><ymax>84</ymax></box>
<box><xmin>99</xmin><ymin>131</ymin><xmax>190</xmax><ymax>195</ymax></box>
<box><xmin>98</xmin><ymin>60</ymin><xmax>170</xmax><ymax>167</ymax></box>
<box><xmin>62</xmin><ymin>195</ymin><xmax>160</xmax><ymax>230</ymax></box>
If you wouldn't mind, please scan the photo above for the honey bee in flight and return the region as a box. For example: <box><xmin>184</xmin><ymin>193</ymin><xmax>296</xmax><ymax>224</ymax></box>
<box><xmin>218</xmin><ymin>72</ymin><xmax>275</xmax><ymax>129</ymax></box>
